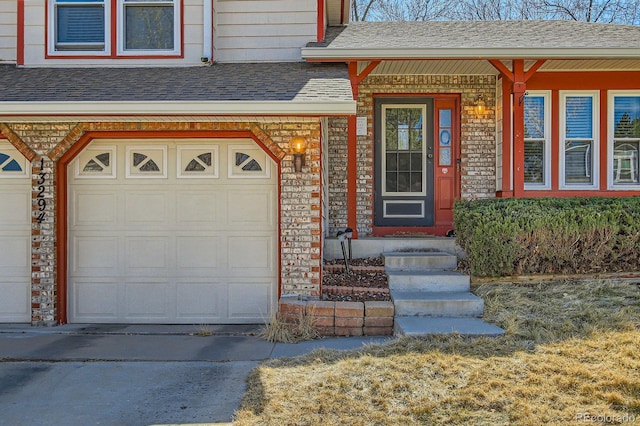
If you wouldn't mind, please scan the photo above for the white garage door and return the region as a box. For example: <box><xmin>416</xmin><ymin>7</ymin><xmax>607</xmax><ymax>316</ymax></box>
<box><xmin>0</xmin><ymin>142</ymin><xmax>31</xmax><ymax>323</ymax></box>
<box><xmin>68</xmin><ymin>139</ymin><xmax>277</xmax><ymax>324</ymax></box>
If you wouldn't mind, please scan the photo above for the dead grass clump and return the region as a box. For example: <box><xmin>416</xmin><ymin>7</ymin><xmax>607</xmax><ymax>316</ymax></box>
<box><xmin>235</xmin><ymin>279</ymin><xmax>640</xmax><ymax>425</ymax></box>
<box><xmin>259</xmin><ymin>311</ymin><xmax>319</xmax><ymax>344</ymax></box>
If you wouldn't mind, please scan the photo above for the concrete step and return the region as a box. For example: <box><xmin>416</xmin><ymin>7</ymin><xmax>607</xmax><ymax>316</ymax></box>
<box><xmin>383</xmin><ymin>251</ymin><xmax>457</xmax><ymax>272</ymax></box>
<box><xmin>391</xmin><ymin>290</ymin><xmax>484</xmax><ymax>317</ymax></box>
<box><xmin>387</xmin><ymin>270</ymin><xmax>470</xmax><ymax>292</ymax></box>
<box><xmin>323</xmin><ymin>237</ymin><xmax>461</xmax><ymax>260</ymax></box>
<box><xmin>394</xmin><ymin>316</ymin><xmax>505</xmax><ymax>337</ymax></box>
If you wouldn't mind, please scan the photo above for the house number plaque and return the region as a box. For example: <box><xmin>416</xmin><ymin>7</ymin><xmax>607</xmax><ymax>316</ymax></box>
<box><xmin>36</xmin><ymin>157</ymin><xmax>46</xmax><ymax>224</ymax></box>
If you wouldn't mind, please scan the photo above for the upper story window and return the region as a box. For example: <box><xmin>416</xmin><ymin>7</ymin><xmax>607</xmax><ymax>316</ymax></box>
<box><xmin>559</xmin><ymin>91</ymin><xmax>600</xmax><ymax>190</ymax></box>
<box><xmin>49</xmin><ymin>0</ymin><xmax>180</xmax><ymax>56</ymax></box>
<box><xmin>609</xmin><ymin>92</ymin><xmax>640</xmax><ymax>189</ymax></box>
<box><xmin>524</xmin><ymin>92</ymin><xmax>551</xmax><ymax>190</ymax></box>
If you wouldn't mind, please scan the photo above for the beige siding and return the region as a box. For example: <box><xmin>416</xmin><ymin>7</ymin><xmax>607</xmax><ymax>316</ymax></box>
<box><xmin>22</xmin><ymin>0</ymin><xmax>206</xmax><ymax>67</ymax></box>
<box><xmin>0</xmin><ymin>0</ymin><xmax>16</xmax><ymax>63</ymax></box>
<box><xmin>214</xmin><ymin>0</ymin><xmax>316</xmax><ymax>62</ymax></box>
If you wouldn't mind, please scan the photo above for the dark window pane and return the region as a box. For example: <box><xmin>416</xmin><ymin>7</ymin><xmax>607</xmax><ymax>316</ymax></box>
<box><xmin>386</xmin><ymin>153</ymin><xmax>397</xmax><ymax>172</ymax></box>
<box><xmin>409</xmin><ymin>129</ymin><xmax>422</xmax><ymax>151</ymax></box>
<box><xmin>410</xmin><ymin>153</ymin><xmax>422</xmax><ymax>171</ymax></box>
<box><xmin>125</xmin><ymin>5</ymin><xmax>174</xmax><ymax>50</ymax></box>
<box><xmin>410</xmin><ymin>172</ymin><xmax>422</xmax><ymax>192</ymax></box>
<box><xmin>614</xmin><ymin>97</ymin><xmax>640</xmax><ymax>138</ymax></box>
<box><xmin>524</xmin><ymin>140</ymin><xmax>544</xmax><ymax>184</ymax></box>
<box><xmin>613</xmin><ymin>141</ymin><xmax>639</xmax><ymax>184</ymax></box>
<box><xmin>397</xmin><ymin>172</ymin><xmax>410</xmax><ymax>192</ymax></box>
<box><xmin>398</xmin><ymin>153</ymin><xmax>411</xmax><ymax>171</ymax></box>
<box><xmin>565</xmin><ymin>140</ymin><xmax>592</xmax><ymax>184</ymax></box>
<box><xmin>57</xmin><ymin>5</ymin><xmax>105</xmax><ymax>47</ymax></box>
<box><xmin>525</xmin><ymin>96</ymin><xmax>545</xmax><ymax>138</ymax></box>
<box><xmin>386</xmin><ymin>172</ymin><xmax>397</xmax><ymax>192</ymax></box>
<box><xmin>565</xmin><ymin>97</ymin><xmax>593</xmax><ymax>139</ymax></box>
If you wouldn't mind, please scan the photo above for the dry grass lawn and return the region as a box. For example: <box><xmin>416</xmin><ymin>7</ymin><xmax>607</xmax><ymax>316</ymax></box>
<box><xmin>234</xmin><ymin>279</ymin><xmax>640</xmax><ymax>425</ymax></box>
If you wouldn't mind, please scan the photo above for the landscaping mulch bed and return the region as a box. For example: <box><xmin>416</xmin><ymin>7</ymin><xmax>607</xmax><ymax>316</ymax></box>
<box><xmin>322</xmin><ymin>257</ymin><xmax>391</xmax><ymax>302</ymax></box>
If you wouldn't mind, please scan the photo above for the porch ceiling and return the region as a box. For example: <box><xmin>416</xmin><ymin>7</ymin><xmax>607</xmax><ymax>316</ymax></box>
<box><xmin>357</xmin><ymin>59</ymin><xmax>640</xmax><ymax>76</ymax></box>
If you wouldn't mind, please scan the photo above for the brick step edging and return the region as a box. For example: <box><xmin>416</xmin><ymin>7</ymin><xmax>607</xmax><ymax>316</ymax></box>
<box><xmin>323</xmin><ymin>286</ymin><xmax>389</xmax><ymax>295</ymax></box>
<box><xmin>323</xmin><ymin>265</ymin><xmax>386</xmax><ymax>273</ymax></box>
<box><xmin>278</xmin><ymin>298</ymin><xmax>395</xmax><ymax>337</ymax></box>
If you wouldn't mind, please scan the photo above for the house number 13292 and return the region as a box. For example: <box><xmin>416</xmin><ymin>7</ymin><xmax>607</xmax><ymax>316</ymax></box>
<box><xmin>36</xmin><ymin>157</ymin><xmax>46</xmax><ymax>224</ymax></box>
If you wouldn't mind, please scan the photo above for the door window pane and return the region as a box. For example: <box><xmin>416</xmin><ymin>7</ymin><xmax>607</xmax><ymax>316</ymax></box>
<box><xmin>383</xmin><ymin>106</ymin><xmax>425</xmax><ymax>194</ymax></box>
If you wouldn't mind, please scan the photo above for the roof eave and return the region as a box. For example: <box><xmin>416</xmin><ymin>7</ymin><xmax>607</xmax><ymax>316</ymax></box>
<box><xmin>0</xmin><ymin>100</ymin><xmax>357</xmax><ymax>118</ymax></box>
<box><xmin>301</xmin><ymin>47</ymin><xmax>640</xmax><ymax>61</ymax></box>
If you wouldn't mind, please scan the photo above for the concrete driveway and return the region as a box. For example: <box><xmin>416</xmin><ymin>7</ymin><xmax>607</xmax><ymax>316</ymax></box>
<box><xmin>0</xmin><ymin>324</ymin><xmax>390</xmax><ymax>425</ymax></box>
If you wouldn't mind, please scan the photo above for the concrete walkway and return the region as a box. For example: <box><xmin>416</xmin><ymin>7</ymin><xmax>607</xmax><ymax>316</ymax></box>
<box><xmin>0</xmin><ymin>324</ymin><xmax>391</xmax><ymax>426</ymax></box>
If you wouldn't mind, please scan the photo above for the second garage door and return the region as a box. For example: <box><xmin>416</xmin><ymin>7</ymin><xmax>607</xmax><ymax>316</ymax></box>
<box><xmin>68</xmin><ymin>139</ymin><xmax>277</xmax><ymax>324</ymax></box>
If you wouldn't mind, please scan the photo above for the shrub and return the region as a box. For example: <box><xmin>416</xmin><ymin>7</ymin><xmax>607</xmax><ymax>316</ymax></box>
<box><xmin>454</xmin><ymin>197</ymin><xmax>640</xmax><ymax>277</ymax></box>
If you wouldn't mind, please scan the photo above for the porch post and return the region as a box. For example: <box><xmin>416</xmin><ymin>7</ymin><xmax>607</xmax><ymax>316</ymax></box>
<box><xmin>346</xmin><ymin>61</ymin><xmax>380</xmax><ymax>238</ymax></box>
<box><xmin>512</xmin><ymin>59</ymin><xmax>526</xmax><ymax>198</ymax></box>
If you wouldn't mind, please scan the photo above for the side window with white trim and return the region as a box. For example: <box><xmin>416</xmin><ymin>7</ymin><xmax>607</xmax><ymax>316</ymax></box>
<box><xmin>610</xmin><ymin>94</ymin><xmax>640</xmax><ymax>188</ymax></box>
<box><xmin>524</xmin><ymin>92</ymin><xmax>551</xmax><ymax>189</ymax></box>
<box><xmin>560</xmin><ymin>92</ymin><xmax>599</xmax><ymax>189</ymax></box>
<box><xmin>48</xmin><ymin>0</ymin><xmax>180</xmax><ymax>56</ymax></box>
<box><xmin>51</xmin><ymin>0</ymin><xmax>108</xmax><ymax>52</ymax></box>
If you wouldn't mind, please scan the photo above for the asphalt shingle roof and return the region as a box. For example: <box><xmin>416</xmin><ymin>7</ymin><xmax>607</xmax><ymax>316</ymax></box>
<box><xmin>0</xmin><ymin>62</ymin><xmax>352</xmax><ymax>103</ymax></box>
<box><xmin>307</xmin><ymin>20</ymin><xmax>640</xmax><ymax>51</ymax></box>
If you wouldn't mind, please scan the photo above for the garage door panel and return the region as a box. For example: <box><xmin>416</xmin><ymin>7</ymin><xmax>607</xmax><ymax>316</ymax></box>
<box><xmin>176</xmin><ymin>282</ymin><xmax>223</xmax><ymax>319</ymax></box>
<box><xmin>0</xmin><ymin>192</ymin><xmax>30</xmax><ymax>223</ymax></box>
<box><xmin>125</xmin><ymin>237</ymin><xmax>170</xmax><ymax>271</ymax></box>
<box><xmin>227</xmin><ymin>190</ymin><xmax>274</xmax><ymax>227</ymax></box>
<box><xmin>71</xmin><ymin>280</ymin><xmax>119</xmax><ymax>320</ymax></box>
<box><xmin>0</xmin><ymin>236</ymin><xmax>30</xmax><ymax>269</ymax></box>
<box><xmin>227</xmin><ymin>281</ymin><xmax>273</xmax><ymax>320</ymax></box>
<box><xmin>69</xmin><ymin>139</ymin><xmax>277</xmax><ymax>324</ymax></box>
<box><xmin>177</xmin><ymin>191</ymin><xmax>220</xmax><ymax>225</ymax></box>
<box><xmin>0</xmin><ymin>281</ymin><xmax>30</xmax><ymax>321</ymax></box>
<box><xmin>125</xmin><ymin>191</ymin><xmax>170</xmax><ymax>225</ymax></box>
<box><xmin>0</xmin><ymin>142</ymin><xmax>31</xmax><ymax>322</ymax></box>
<box><xmin>228</xmin><ymin>236</ymin><xmax>274</xmax><ymax>273</ymax></box>
<box><xmin>72</xmin><ymin>236</ymin><xmax>118</xmax><ymax>272</ymax></box>
<box><xmin>124</xmin><ymin>282</ymin><xmax>170</xmax><ymax>319</ymax></box>
<box><xmin>176</xmin><ymin>236</ymin><xmax>220</xmax><ymax>270</ymax></box>
<box><xmin>72</xmin><ymin>191</ymin><xmax>117</xmax><ymax>226</ymax></box>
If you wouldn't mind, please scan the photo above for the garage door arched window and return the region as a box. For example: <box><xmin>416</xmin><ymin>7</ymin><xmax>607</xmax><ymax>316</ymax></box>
<box><xmin>126</xmin><ymin>146</ymin><xmax>167</xmax><ymax>179</ymax></box>
<box><xmin>229</xmin><ymin>145</ymin><xmax>270</xmax><ymax>179</ymax></box>
<box><xmin>0</xmin><ymin>145</ymin><xmax>30</xmax><ymax>178</ymax></box>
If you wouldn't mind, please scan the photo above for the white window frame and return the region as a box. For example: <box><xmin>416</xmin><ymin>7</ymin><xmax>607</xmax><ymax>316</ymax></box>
<box><xmin>48</xmin><ymin>0</ymin><xmax>180</xmax><ymax>56</ymax></box>
<box><xmin>608</xmin><ymin>91</ymin><xmax>640</xmax><ymax>190</ymax></box>
<box><xmin>116</xmin><ymin>0</ymin><xmax>181</xmax><ymax>56</ymax></box>
<box><xmin>48</xmin><ymin>0</ymin><xmax>112</xmax><ymax>56</ymax></box>
<box><xmin>559</xmin><ymin>91</ymin><xmax>600</xmax><ymax>190</ymax></box>
<box><xmin>524</xmin><ymin>91</ymin><xmax>551</xmax><ymax>190</ymax></box>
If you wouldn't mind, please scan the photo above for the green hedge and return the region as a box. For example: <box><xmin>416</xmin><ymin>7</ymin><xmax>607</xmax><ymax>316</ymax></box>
<box><xmin>453</xmin><ymin>197</ymin><xmax>640</xmax><ymax>277</ymax></box>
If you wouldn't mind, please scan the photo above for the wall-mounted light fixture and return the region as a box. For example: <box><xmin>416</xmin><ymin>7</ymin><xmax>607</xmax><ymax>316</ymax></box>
<box><xmin>475</xmin><ymin>94</ymin><xmax>486</xmax><ymax>116</ymax></box>
<box><xmin>289</xmin><ymin>136</ymin><xmax>308</xmax><ymax>173</ymax></box>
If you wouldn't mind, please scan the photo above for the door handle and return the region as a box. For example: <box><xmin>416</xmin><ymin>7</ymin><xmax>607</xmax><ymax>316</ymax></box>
<box><xmin>427</xmin><ymin>153</ymin><xmax>433</xmax><ymax>159</ymax></box>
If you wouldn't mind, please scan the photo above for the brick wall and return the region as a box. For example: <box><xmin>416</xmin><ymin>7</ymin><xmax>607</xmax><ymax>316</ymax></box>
<box><xmin>0</xmin><ymin>120</ymin><xmax>323</xmax><ymax>324</ymax></box>
<box><xmin>327</xmin><ymin>74</ymin><xmax>497</xmax><ymax>236</ymax></box>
